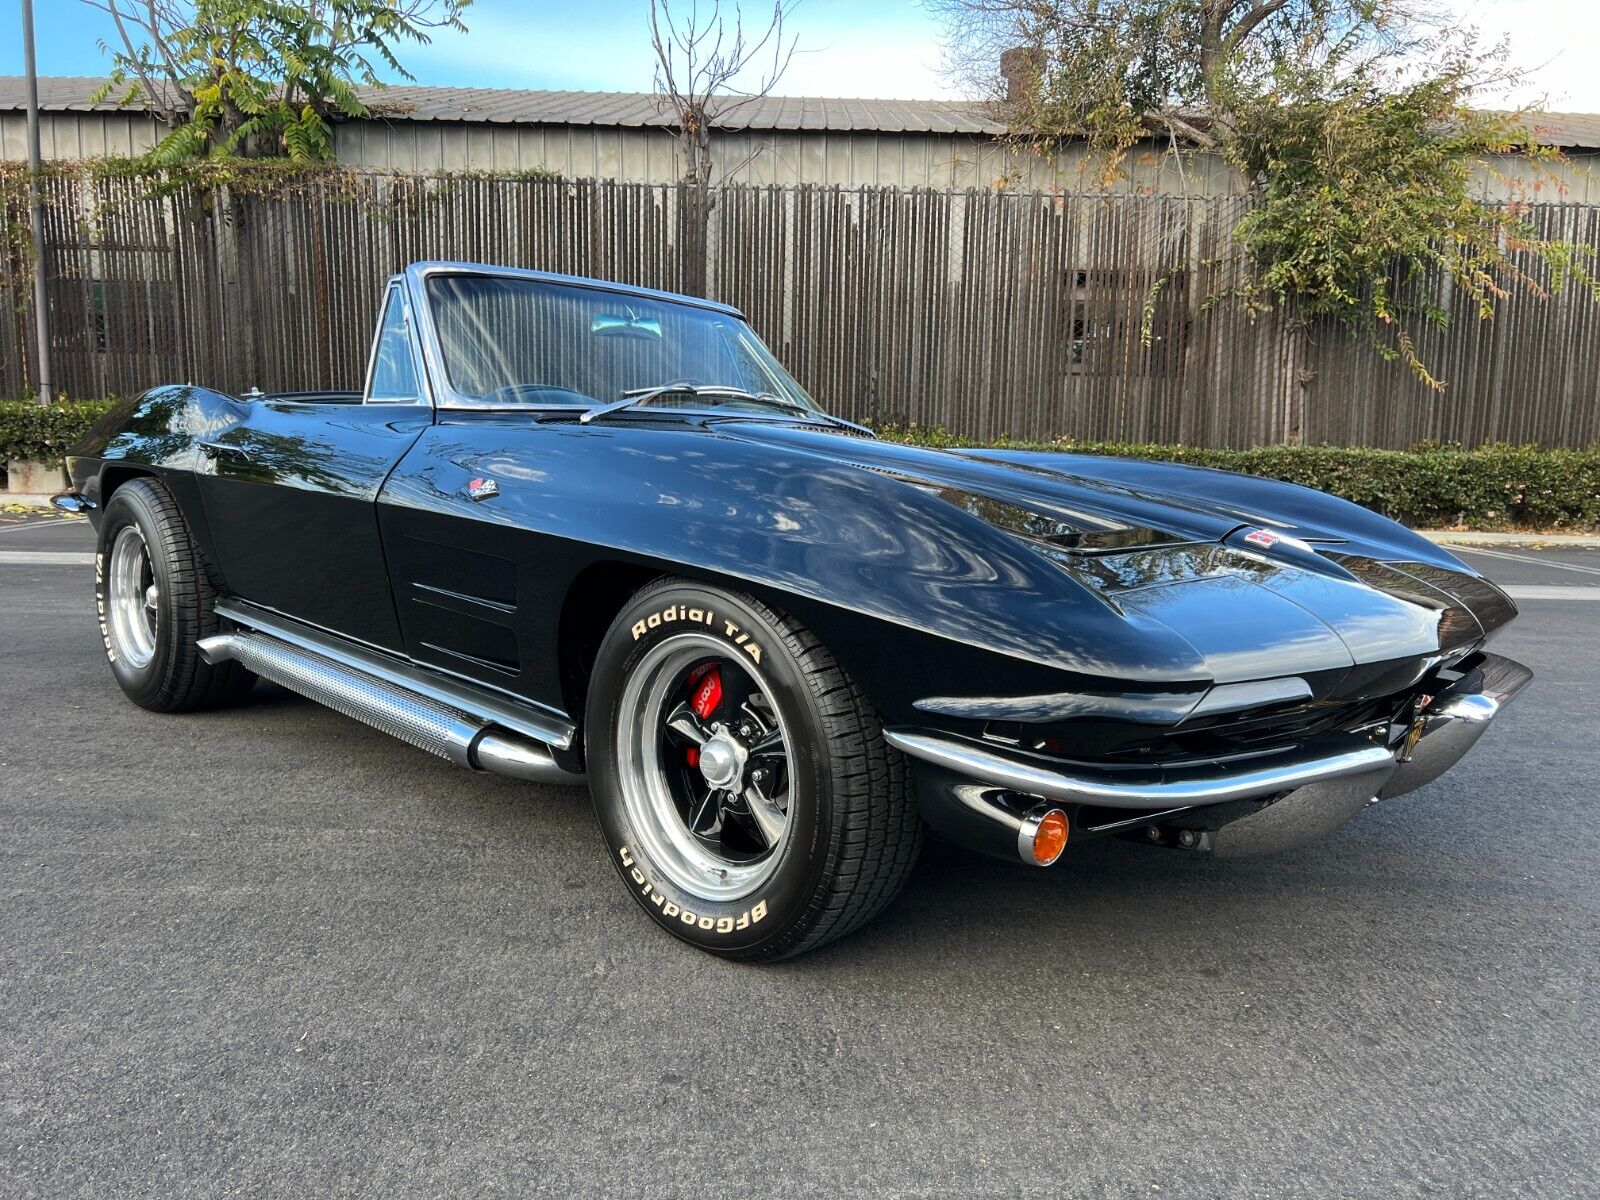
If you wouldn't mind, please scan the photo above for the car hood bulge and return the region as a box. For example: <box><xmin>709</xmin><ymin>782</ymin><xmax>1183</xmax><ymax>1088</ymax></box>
<box><xmin>724</xmin><ymin>423</ymin><xmax>1247</xmax><ymax>547</ymax></box>
<box><xmin>721</xmin><ymin>422</ymin><xmax>1511</xmax><ymax>686</ymax></box>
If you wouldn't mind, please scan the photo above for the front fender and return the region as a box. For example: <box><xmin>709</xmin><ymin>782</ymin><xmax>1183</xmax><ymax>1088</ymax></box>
<box><xmin>381</xmin><ymin>421</ymin><xmax>1213</xmax><ymax>723</ymax></box>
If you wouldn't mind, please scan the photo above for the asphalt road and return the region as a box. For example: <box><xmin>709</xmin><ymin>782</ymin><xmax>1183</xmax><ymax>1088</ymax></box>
<box><xmin>2</xmin><ymin>517</ymin><xmax>1597</xmax><ymax>1198</ymax></box>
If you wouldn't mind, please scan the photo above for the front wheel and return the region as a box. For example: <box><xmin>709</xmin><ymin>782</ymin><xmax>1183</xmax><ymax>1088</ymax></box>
<box><xmin>586</xmin><ymin>579</ymin><xmax>920</xmax><ymax>961</ymax></box>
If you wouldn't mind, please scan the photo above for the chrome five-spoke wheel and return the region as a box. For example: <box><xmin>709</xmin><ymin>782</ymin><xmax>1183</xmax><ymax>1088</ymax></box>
<box><xmin>615</xmin><ymin>632</ymin><xmax>793</xmax><ymax>903</ymax></box>
<box><xmin>107</xmin><ymin>525</ymin><xmax>159</xmax><ymax>669</ymax></box>
<box><xmin>590</xmin><ymin>580</ymin><xmax>921</xmax><ymax>960</ymax></box>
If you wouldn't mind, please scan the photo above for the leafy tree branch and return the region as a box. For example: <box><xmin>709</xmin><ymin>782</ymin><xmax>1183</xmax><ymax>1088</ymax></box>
<box><xmin>930</xmin><ymin>0</ymin><xmax>1599</xmax><ymax>387</ymax></box>
<box><xmin>84</xmin><ymin>0</ymin><xmax>470</xmax><ymax>162</ymax></box>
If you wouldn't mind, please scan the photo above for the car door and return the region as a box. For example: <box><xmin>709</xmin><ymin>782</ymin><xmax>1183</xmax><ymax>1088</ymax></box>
<box><xmin>194</xmin><ymin>282</ymin><xmax>433</xmax><ymax>652</ymax></box>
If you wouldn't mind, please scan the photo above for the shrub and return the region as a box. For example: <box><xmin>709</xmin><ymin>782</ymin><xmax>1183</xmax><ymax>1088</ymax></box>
<box><xmin>875</xmin><ymin>426</ymin><xmax>1600</xmax><ymax>532</ymax></box>
<box><xmin>0</xmin><ymin>399</ymin><xmax>118</xmax><ymax>467</ymax></box>
<box><xmin>3</xmin><ymin>400</ymin><xmax>1595</xmax><ymax>530</ymax></box>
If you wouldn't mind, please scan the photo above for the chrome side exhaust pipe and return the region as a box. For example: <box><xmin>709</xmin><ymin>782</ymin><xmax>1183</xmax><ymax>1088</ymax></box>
<box><xmin>197</xmin><ymin>631</ymin><xmax>583</xmax><ymax>786</ymax></box>
<box><xmin>472</xmin><ymin>730</ymin><xmax>575</xmax><ymax>783</ymax></box>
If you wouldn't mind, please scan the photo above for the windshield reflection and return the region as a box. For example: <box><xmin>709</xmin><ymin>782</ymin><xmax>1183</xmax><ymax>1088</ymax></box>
<box><xmin>425</xmin><ymin>273</ymin><xmax>819</xmax><ymax>413</ymax></box>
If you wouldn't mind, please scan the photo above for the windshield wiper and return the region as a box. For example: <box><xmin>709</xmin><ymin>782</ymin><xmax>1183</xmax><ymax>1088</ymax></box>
<box><xmin>579</xmin><ymin>383</ymin><xmax>825</xmax><ymax>425</ymax></box>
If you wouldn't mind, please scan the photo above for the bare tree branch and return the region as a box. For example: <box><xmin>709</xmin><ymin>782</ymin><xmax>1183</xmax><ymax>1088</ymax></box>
<box><xmin>649</xmin><ymin>0</ymin><xmax>800</xmax><ymax>187</ymax></box>
<box><xmin>81</xmin><ymin>0</ymin><xmax>188</xmax><ymax>122</ymax></box>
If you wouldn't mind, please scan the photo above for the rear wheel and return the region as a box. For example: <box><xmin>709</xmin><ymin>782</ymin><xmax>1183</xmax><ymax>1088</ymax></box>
<box><xmin>96</xmin><ymin>478</ymin><xmax>256</xmax><ymax>712</ymax></box>
<box><xmin>586</xmin><ymin>579</ymin><xmax>920</xmax><ymax>961</ymax></box>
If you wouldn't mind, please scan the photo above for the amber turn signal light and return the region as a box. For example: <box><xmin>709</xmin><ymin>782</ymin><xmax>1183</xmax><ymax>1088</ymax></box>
<box><xmin>1024</xmin><ymin>807</ymin><xmax>1069</xmax><ymax>866</ymax></box>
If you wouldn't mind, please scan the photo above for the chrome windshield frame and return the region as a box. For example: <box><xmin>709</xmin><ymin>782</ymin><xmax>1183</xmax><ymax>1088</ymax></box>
<box><xmin>400</xmin><ymin>261</ymin><xmax>821</xmax><ymax>417</ymax></box>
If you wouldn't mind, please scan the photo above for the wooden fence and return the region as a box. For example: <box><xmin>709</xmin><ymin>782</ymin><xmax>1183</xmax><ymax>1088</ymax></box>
<box><xmin>3</xmin><ymin>170</ymin><xmax>1599</xmax><ymax>447</ymax></box>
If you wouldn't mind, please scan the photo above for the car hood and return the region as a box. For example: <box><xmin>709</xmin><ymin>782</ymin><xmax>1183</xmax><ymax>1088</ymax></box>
<box><xmin>724</xmin><ymin>423</ymin><xmax>1249</xmax><ymax>547</ymax></box>
<box><xmin>718</xmin><ymin>421</ymin><xmax>1516</xmax><ymax>689</ymax></box>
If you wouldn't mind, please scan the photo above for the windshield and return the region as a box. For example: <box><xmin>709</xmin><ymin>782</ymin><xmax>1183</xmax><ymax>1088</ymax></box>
<box><xmin>425</xmin><ymin>273</ymin><xmax>819</xmax><ymax>413</ymax></box>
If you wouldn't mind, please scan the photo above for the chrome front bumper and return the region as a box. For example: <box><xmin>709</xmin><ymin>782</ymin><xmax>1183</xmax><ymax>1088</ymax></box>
<box><xmin>1378</xmin><ymin>653</ymin><xmax>1533</xmax><ymax>800</ymax></box>
<box><xmin>887</xmin><ymin>652</ymin><xmax>1533</xmax><ymax>862</ymax></box>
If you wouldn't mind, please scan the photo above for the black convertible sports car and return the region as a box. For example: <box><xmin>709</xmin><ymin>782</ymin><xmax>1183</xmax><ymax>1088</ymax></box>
<box><xmin>58</xmin><ymin>261</ymin><xmax>1531</xmax><ymax>960</ymax></box>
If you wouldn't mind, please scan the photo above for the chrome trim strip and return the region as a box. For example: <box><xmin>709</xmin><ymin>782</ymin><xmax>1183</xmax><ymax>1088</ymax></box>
<box><xmin>213</xmin><ymin>599</ymin><xmax>576</xmax><ymax>751</ymax></box>
<box><xmin>914</xmin><ymin>675</ymin><xmax>1315</xmax><ymax>727</ymax></box>
<box><xmin>406</xmin><ymin>260</ymin><xmax>744</xmax><ymax>318</ymax></box>
<box><xmin>884</xmin><ymin>728</ymin><xmax>1398</xmax><ymax>811</ymax></box>
<box><xmin>1187</xmin><ymin>676</ymin><xmax>1312</xmax><ymax>720</ymax></box>
<box><xmin>412</xmin><ymin>581</ymin><xmax>517</xmax><ymax>615</ymax></box>
<box><xmin>913</xmin><ymin>688</ymin><xmax>1204</xmax><ymax>725</ymax></box>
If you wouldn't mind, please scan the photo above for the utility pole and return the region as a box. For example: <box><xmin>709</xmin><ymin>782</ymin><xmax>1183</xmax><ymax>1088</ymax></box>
<box><xmin>21</xmin><ymin>0</ymin><xmax>54</xmax><ymax>405</ymax></box>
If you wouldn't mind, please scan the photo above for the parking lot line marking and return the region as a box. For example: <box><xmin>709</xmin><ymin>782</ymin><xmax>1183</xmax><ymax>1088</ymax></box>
<box><xmin>0</xmin><ymin>551</ymin><xmax>95</xmax><ymax>565</ymax></box>
<box><xmin>1503</xmin><ymin>585</ymin><xmax>1600</xmax><ymax>601</ymax></box>
<box><xmin>1456</xmin><ymin>545</ymin><xmax>1600</xmax><ymax>576</ymax></box>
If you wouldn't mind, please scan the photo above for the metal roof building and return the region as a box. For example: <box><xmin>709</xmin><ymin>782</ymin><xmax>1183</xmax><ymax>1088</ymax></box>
<box><xmin>3</xmin><ymin>75</ymin><xmax>1598</xmax><ymax>198</ymax></box>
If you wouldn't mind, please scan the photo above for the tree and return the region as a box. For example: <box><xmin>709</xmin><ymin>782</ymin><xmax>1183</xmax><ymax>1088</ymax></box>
<box><xmin>649</xmin><ymin>0</ymin><xmax>799</xmax><ymax>187</ymax></box>
<box><xmin>928</xmin><ymin>0</ymin><xmax>1600</xmax><ymax>390</ymax></box>
<box><xmin>86</xmin><ymin>0</ymin><xmax>470</xmax><ymax>162</ymax></box>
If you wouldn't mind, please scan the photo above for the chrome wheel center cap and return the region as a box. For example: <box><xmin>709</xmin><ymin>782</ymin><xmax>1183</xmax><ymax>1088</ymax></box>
<box><xmin>698</xmin><ymin>735</ymin><xmax>744</xmax><ymax>790</ymax></box>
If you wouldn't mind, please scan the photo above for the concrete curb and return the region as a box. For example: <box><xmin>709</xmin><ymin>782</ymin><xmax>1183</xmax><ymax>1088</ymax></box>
<box><xmin>1421</xmin><ymin>530</ymin><xmax>1600</xmax><ymax>549</ymax></box>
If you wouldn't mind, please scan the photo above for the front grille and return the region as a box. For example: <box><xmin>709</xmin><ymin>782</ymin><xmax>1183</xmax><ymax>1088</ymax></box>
<box><xmin>1138</xmin><ymin>695</ymin><xmax>1397</xmax><ymax>762</ymax></box>
<box><xmin>1013</xmin><ymin>691</ymin><xmax>1409</xmax><ymax>768</ymax></box>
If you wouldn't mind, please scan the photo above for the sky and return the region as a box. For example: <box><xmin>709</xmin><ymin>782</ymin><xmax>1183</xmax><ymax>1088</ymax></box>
<box><xmin>4</xmin><ymin>0</ymin><xmax>1600</xmax><ymax>110</ymax></box>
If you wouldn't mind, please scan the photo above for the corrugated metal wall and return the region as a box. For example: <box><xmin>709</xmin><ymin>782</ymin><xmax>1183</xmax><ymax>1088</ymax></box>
<box><xmin>7</xmin><ymin>110</ymin><xmax>1594</xmax><ymax>199</ymax></box>
<box><xmin>0</xmin><ymin>112</ymin><xmax>166</xmax><ymax>161</ymax></box>
<box><xmin>3</xmin><ymin>171</ymin><xmax>1597</xmax><ymax>447</ymax></box>
<box><xmin>333</xmin><ymin>120</ymin><xmax>1248</xmax><ymax>193</ymax></box>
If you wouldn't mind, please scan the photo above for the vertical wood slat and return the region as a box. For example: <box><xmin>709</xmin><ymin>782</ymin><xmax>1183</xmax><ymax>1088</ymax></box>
<box><xmin>0</xmin><ymin>167</ymin><xmax>1596</xmax><ymax>449</ymax></box>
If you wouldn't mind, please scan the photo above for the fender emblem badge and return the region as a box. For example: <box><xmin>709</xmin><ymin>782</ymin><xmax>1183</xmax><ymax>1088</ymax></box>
<box><xmin>467</xmin><ymin>477</ymin><xmax>499</xmax><ymax>501</ymax></box>
<box><xmin>1243</xmin><ymin>528</ymin><xmax>1280</xmax><ymax>549</ymax></box>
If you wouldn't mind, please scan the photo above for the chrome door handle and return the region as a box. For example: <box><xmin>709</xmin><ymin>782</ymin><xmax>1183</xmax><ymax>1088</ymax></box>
<box><xmin>198</xmin><ymin>441</ymin><xmax>249</xmax><ymax>462</ymax></box>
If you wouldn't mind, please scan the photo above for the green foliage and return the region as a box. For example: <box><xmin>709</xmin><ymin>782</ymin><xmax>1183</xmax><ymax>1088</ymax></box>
<box><xmin>91</xmin><ymin>0</ymin><xmax>470</xmax><ymax>163</ymax></box>
<box><xmin>877</xmin><ymin>425</ymin><xmax>1600</xmax><ymax>531</ymax></box>
<box><xmin>4</xmin><ymin>400</ymin><xmax>1594</xmax><ymax>528</ymax></box>
<box><xmin>939</xmin><ymin>0</ymin><xmax>1600</xmax><ymax>387</ymax></box>
<box><xmin>1226</xmin><ymin>50</ymin><xmax>1600</xmax><ymax>388</ymax></box>
<box><xmin>0</xmin><ymin>400</ymin><xmax>119</xmax><ymax>467</ymax></box>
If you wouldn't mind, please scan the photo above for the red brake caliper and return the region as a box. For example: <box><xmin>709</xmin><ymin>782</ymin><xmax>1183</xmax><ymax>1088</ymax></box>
<box><xmin>684</xmin><ymin>665</ymin><xmax>723</xmax><ymax>768</ymax></box>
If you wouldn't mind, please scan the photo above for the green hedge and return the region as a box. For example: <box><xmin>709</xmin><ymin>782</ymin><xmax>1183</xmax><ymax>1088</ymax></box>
<box><xmin>0</xmin><ymin>399</ymin><xmax>117</xmax><ymax>467</ymax></box>
<box><xmin>3</xmin><ymin>400</ymin><xmax>1596</xmax><ymax>529</ymax></box>
<box><xmin>877</xmin><ymin>426</ymin><xmax>1600</xmax><ymax>531</ymax></box>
